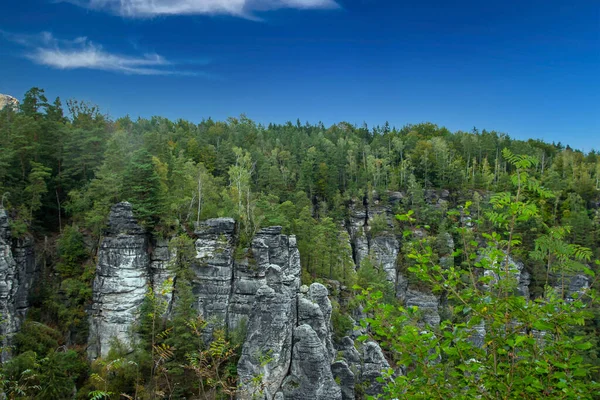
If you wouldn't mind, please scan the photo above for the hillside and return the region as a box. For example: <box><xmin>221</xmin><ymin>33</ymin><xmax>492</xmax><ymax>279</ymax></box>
<box><xmin>0</xmin><ymin>87</ymin><xmax>598</xmax><ymax>399</ymax></box>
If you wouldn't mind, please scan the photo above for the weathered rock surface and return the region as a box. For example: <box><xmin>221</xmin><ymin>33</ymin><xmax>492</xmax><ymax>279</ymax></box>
<box><xmin>370</xmin><ymin>235</ymin><xmax>400</xmax><ymax>282</ymax></box>
<box><xmin>88</xmin><ymin>202</ymin><xmax>149</xmax><ymax>359</ymax></box>
<box><xmin>150</xmin><ymin>237</ymin><xmax>174</xmax><ymax>313</ymax></box>
<box><xmin>331</xmin><ymin>360</ymin><xmax>355</xmax><ymax>400</ymax></box>
<box><xmin>0</xmin><ymin>207</ymin><xmax>37</xmax><ymax>361</ymax></box>
<box><xmin>549</xmin><ymin>272</ymin><xmax>590</xmax><ymax>301</ymax></box>
<box><xmin>346</xmin><ymin>203</ymin><xmax>370</xmax><ymax>270</ymax></box>
<box><xmin>360</xmin><ymin>341</ymin><xmax>391</xmax><ymax>396</ymax></box>
<box><xmin>405</xmin><ymin>289</ymin><xmax>441</xmax><ymax>327</ymax></box>
<box><xmin>483</xmin><ymin>254</ymin><xmax>530</xmax><ymax>299</ymax></box>
<box><xmin>346</xmin><ymin>200</ymin><xmax>399</xmax><ymax>284</ymax></box>
<box><xmin>0</xmin><ymin>208</ymin><xmax>20</xmax><ymax>360</ymax></box>
<box><xmin>228</xmin><ymin>225</ymin><xmax>300</xmax><ymax>331</ymax></box>
<box><xmin>82</xmin><ymin>201</ymin><xmax>390</xmax><ymax>398</ymax></box>
<box><xmin>336</xmin><ymin>336</ymin><xmax>391</xmax><ymax>398</ymax></box>
<box><xmin>280</xmin><ymin>324</ymin><xmax>342</xmax><ymax>400</ymax></box>
<box><xmin>297</xmin><ymin>283</ymin><xmax>335</xmax><ymax>363</ymax></box>
<box><xmin>237</xmin><ymin>266</ymin><xmax>298</xmax><ymax>400</ymax></box>
<box><xmin>236</xmin><ymin>226</ymin><xmax>302</xmax><ymax>400</ymax></box>
<box><xmin>338</xmin><ymin>336</ymin><xmax>362</xmax><ymax>366</ymax></box>
<box><xmin>236</xmin><ymin>230</ymin><xmax>358</xmax><ymax>400</ymax></box>
<box><xmin>192</xmin><ymin>218</ymin><xmax>236</xmax><ymax>337</ymax></box>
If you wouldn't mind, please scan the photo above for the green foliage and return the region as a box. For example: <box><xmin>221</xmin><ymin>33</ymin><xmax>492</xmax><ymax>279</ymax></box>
<box><xmin>331</xmin><ymin>299</ymin><xmax>354</xmax><ymax>342</ymax></box>
<box><xmin>355</xmin><ymin>257</ymin><xmax>395</xmax><ymax>303</ymax></box>
<box><xmin>355</xmin><ymin>156</ymin><xmax>599</xmax><ymax>398</ymax></box>
<box><xmin>56</xmin><ymin>225</ymin><xmax>89</xmax><ymax>278</ymax></box>
<box><xmin>2</xmin><ymin>87</ymin><xmax>600</xmax><ymax>398</ymax></box>
<box><xmin>368</xmin><ymin>213</ymin><xmax>390</xmax><ymax>238</ymax></box>
<box><xmin>1</xmin><ymin>349</ymin><xmax>88</xmax><ymax>400</ymax></box>
<box><xmin>13</xmin><ymin>321</ymin><xmax>61</xmax><ymax>355</ymax></box>
<box><xmin>122</xmin><ymin>149</ymin><xmax>165</xmax><ymax>228</ymax></box>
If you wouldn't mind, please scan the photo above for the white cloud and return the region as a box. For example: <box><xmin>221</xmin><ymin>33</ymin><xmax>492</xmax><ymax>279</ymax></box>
<box><xmin>69</xmin><ymin>0</ymin><xmax>339</xmax><ymax>18</ymax></box>
<box><xmin>2</xmin><ymin>31</ymin><xmax>197</xmax><ymax>75</ymax></box>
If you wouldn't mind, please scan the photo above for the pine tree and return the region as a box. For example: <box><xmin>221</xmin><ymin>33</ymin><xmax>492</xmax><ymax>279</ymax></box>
<box><xmin>122</xmin><ymin>149</ymin><xmax>164</xmax><ymax>228</ymax></box>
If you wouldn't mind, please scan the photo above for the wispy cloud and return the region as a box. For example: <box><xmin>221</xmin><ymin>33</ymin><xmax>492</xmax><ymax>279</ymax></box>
<box><xmin>1</xmin><ymin>31</ymin><xmax>199</xmax><ymax>75</ymax></box>
<box><xmin>68</xmin><ymin>0</ymin><xmax>339</xmax><ymax>18</ymax></box>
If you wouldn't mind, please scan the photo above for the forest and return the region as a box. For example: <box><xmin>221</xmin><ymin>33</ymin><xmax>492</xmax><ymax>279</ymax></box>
<box><xmin>0</xmin><ymin>87</ymin><xmax>598</xmax><ymax>399</ymax></box>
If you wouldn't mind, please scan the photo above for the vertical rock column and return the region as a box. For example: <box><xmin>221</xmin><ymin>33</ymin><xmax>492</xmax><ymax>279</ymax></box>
<box><xmin>191</xmin><ymin>218</ymin><xmax>236</xmax><ymax>338</ymax></box>
<box><xmin>236</xmin><ymin>227</ymin><xmax>301</xmax><ymax>400</ymax></box>
<box><xmin>88</xmin><ymin>202</ymin><xmax>149</xmax><ymax>359</ymax></box>
<box><xmin>0</xmin><ymin>207</ymin><xmax>19</xmax><ymax>361</ymax></box>
<box><xmin>0</xmin><ymin>207</ymin><xmax>37</xmax><ymax>362</ymax></box>
<box><xmin>149</xmin><ymin>237</ymin><xmax>174</xmax><ymax>313</ymax></box>
<box><xmin>346</xmin><ymin>199</ymin><xmax>399</xmax><ymax>284</ymax></box>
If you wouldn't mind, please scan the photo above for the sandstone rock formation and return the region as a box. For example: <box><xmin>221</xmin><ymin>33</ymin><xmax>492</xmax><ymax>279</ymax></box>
<box><xmin>297</xmin><ymin>283</ymin><xmax>335</xmax><ymax>362</ymax></box>
<box><xmin>0</xmin><ymin>207</ymin><xmax>38</xmax><ymax>361</ymax></box>
<box><xmin>236</xmin><ymin>226</ymin><xmax>303</xmax><ymax>400</ymax></box>
<box><xmin>88</xmin><ymin>202</ymin><xmax>149</xmax><ymax>359</ymax></box>
<box><xmin>84</xmin><ymin>202</ymin><xmax>390</xmax><ymax>398</ymax></box>
<box><xmin>237</xmin><ymin>265</ymin><xmax>298</xmax><ymax>399</ymax></box>
<box><xmin>346</xmin><ymin>195</ymin><xmax>442</xmax><ymax>329</ymax></box>
<box><xmin>346</xmin><ymin>199</ymin><xmax>399</xmax><ymax>282</ymax></box>
<box><xmin>331</xmin><ymin>360</ymin><xmax>355</xmax><ymax>400</ymax></box>
<box><xmin>360</xmin><ymin>341</ymin><xmax>391</xmax><ymax>396</ymax></box>
<box><xmin>280</xmin><ymin>324</ymin><xmax>342</xmax><ymax>400</ymax></box>
<box><xmin>192</xmin><ymin>217</ymin><xmax>236</xmax><ymax>338</ymax></box>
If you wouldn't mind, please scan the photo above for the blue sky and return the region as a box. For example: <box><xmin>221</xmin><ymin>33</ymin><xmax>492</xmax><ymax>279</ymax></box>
<box><xmin>1</xmin><ymin>0</ymin><xmax>598</xmax><ymax>150</ymax></box>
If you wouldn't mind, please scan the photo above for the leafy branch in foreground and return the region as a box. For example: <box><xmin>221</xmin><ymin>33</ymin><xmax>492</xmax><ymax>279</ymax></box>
<box><xmin>357</xmin><ymin>151</ymin><xmax>599</xmax><ymax>399</ymax></box>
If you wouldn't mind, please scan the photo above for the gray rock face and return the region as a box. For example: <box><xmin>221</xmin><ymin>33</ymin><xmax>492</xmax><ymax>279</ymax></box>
<box><xmin>236</xmin><ymin>229</ymin><xmax>351</xmax><ymax>400</ymax></box>
<box><xmin>360</xmin><ymin>341</ymin><xmax>391</xmax><ymax>397</ymax></box>
<box><xmin>361</xmin><ymin>341</ymin><xmax>391</xmax><ymax>395</ymax></box>
<box><xmin>331</xmin><ymin>360</ymin><xmax>355</xmax><ymax>400</ymax></box>
<box><xmin>0</xmin><ymin>207</ymin><xmax>37</xmax><ymax>361</ymax></box>
<box><xmin>347</xmin><ymin>205</ymin><xmax>370</xmax><ymax>270</ymax></box>
<box><xmin>150</xmin><ymin>237</ymin><xmax>174</xmax><ymax>313</ymax></box>
<box><xmin>236</xmin><ymin>226</ymin><xmax>302</xmax><ymax>400</ymax></box>
<box><xmin>192</xmin><ymin>218</ymin><xmax>236</xmax><ymax>337</ymax></box>
<box><xmin>237</xmin><ymin>266</ymin><xmax>298</xmax><ymax>400</ymax></box>
<box><xmin>346</xmin><ymin>198</ymin><xmax>399</xmax><ymax>284</ymax></box>
<box><xmin>281</xmin><ymin>324</ymin><xmax>342</xmax><ymax>400</ymax></box>
<box><xmin>298</xmin><ymin>283</ymin><xmax>335</xmax><ymax>363</ymax></box>
<box><xmin>483</xmin><ymin>254</ymin><xmax>530</xmax><ymax>299</ymax></box>
<box><xmin>0</xmin><ymin>208</ymin><xmax>20</xmax><ymax>360</ymax></box>
<box><xmin>88</xmin><ymin>202</ymin><xmax>150</xmax><ymax>359</ymax></box>
<box><xmin>551</xmin><ymin>273</ymin><xmax>590</xmax><ymax>301</ymax></box>
<box><xmin>82</xmin><ymin>202</ymin><xmax>388</xmax><ymax>398</ymax></box>
<box><xmin>338</xmin><ymin>336</ymin><xmax>362</xmax><ymax>366</ymax></box>
<box><xmin>336</xmin><ymin>336</ymin><xmax>391</xmax><ymax>398</ymax></box>
<box><xmin>228</xmin><ymin>225</ymin><xmax>300</xmax><ymax>332</ymax></box>
<box><xmin>405</xmin><ymin>289</ymin><xmax>441</xmax><ymax>327</ymax></box>
<box><xmin>370</xmin><ymin>235</ymin><xmax>400</xmax><ymax>282</ymax></box>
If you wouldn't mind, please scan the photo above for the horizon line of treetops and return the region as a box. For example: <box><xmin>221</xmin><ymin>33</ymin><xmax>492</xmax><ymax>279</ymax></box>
<box><xmin>1</xmin><ymin>87</ymin><xmax>599</xmax><ymax>244</ymax></box>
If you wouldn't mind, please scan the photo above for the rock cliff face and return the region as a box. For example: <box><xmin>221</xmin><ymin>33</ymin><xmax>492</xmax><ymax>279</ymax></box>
<box><xmin>85</xmin><ymin>204</ymin><xmax>389</xmax><ymax>398</ymax></box>
<box><xmin>0</xmin><ymin>207</ymin><xmax>38</xmax><ymax>361</ymax></box>
<box><xmin>280</xmin><ymin>324</ymin><xmax>342</xmax><ymax>400</ymax></box>
<box><xmin>236</xmin><ymin>230</ymin><xmax>390</xmax><ymax>400</ymax></box>
<box><xmin>192</xmin><ymin>218</ymin><xmax>236</xmax><ymax>339</ymax></box>
<box><xmin>237</xmin><ymin>265</ymin><xmax>299</xmax><ymax>399</ymax></box>
<box><xmin>346</xmin><ymin>199</ymin><xmax>399</xmax><ymax>283</ymax></box>
<box><xmin>88</xmin><ymin>202</ymin><xmax>150</xmax><ymax>359</ymax></box>
<box><xmin>346</xmin><ymin>195</ymin><xmax>442</xmax><ymax>328</ymax></box>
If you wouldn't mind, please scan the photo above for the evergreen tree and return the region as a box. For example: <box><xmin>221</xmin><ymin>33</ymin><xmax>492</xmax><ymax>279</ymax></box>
<box><xmin>122</xmin><ymin>148</ymin><xmax>164</xmax><ymax>228</ymax></box>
